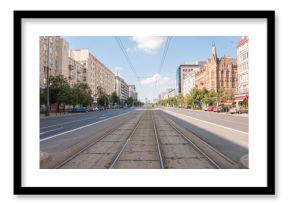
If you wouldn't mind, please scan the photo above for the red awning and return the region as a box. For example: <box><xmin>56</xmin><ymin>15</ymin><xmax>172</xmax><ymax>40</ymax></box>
<box><xmin>235</xmin><ymin>95</ymin><xmax>248</xmax><ymax>102</ymax></box>
<box><xmin>221</xmin><ymin>100</ymin><xmax>235</xmax><ymax>105</ymax></box>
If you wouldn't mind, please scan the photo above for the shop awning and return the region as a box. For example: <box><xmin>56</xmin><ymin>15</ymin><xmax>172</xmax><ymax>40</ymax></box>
<box><xmin>235</xmin><ymin>95</ymin><xmax>248</xmax><ymax>102</ymax></box>
<box><xmin>221</xmin><ymin>100</ymin><xmax>235</xmax><ymax>105</ymax></box>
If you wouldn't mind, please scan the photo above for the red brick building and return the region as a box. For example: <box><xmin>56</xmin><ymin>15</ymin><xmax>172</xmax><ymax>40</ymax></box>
<box><xmin>195</xmin><ymin>45</ymin><xmax>238</xmax><ymax>92</ymax></box>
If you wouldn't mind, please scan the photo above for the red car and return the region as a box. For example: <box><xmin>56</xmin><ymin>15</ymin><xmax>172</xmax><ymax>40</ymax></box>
<box><xmin>207</xmin><ymin>106</ymin><xmax>214</xmax><ymax>111</ymax></box>
<box><xmin>212</xmin><ymin>106</ymin><xmax>218</xmax><ymax>112</ymax></box>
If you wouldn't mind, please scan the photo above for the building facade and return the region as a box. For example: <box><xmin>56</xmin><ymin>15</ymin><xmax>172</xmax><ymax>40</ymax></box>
<box><xmin>39</xmin><ymin>36</ymin><xmax>69</xmax><ymax>88</ymax></box>
<box><xmin>115</xmin><ymin>75</ymin><xmax>129</xmax><ymax>103</ymax></box>
<box><xmin>128</xmin><ymin>85</ymin><xmax>138</xmax><ymax>100</ymax></box>
<box><xmin>183</xmin><ymin>73</ymin><xmax>195</xmax><ymax>96</ymax></box>
<box><xmin>176</xmin><ymin>63</ymin><xmax>201</xmax><ymax>95</ymax></box>
<box><xmin>70</xmin><ymin>49</ymin><xmax>115</xmax><ymax>102</ymax></box>
<box><xmin>236</xmin><ymin>36</ymin><xmax>249</xmax><ymax>96</ymax></box>
<box><xmin>68</xmin><ymin>57</ymin><xmax>87</xmax><ymax>85</ymax></box>
<box><xmin>195</xmin><ymin>45</ymin><xmax>238</xmax><ymax>93</ymax></box>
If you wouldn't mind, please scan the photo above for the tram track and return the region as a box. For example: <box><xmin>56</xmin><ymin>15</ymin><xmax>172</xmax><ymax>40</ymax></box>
<box><xmin>51</xmin><ymin>109</ymin><xmax>239</xmax><ymax>169</ymax></box>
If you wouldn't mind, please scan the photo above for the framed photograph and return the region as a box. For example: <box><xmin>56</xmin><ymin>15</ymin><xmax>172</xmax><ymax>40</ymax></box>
<box><xmin>14</xmin><ymin>10</ymin><xmax>275</xmax><ymax>195</ymax></box>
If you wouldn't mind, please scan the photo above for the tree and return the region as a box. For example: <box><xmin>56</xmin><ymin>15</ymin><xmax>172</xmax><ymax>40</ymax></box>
<box><xmin>49</xmin><ymin>75</ymin><xmax>71</xmax><ymax>109</ymax></box>
<box><xmin>69</xmin><ymin>83</ymin><xmax>93</xmax><ymax>108</ymax></box>
<box><xmin>96</xmin><ymin>86</ymin><xmax>108</xmax><ymax>107</ymax></box>
<box><xmin>110</xmin><ymin>91</ymin><xmax>120</xmax><ymax>105</ymax></box>
<box><xmin>217</xmin><ymin>88</ymin><xmax>233</xmax><ymax>103</ymax></box>
<box><xmin>127</xmin><ymin>97</ymin><xmax>134</xmax><ymax>106</ymax></box>
<box><xmin>40</xmin><ymin>88</ymin><xmax>46</xmax><ymax>105</ymax></box>
<box><xmin>204</xmin><ymin>89</ymin><xmax>217</xmax><ymax>106</ymax></box>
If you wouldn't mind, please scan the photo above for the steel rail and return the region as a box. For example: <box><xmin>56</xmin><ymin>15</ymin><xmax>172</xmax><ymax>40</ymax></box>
<box><xmin>151</xmin><ymin>111</ymin><xmax>165</xmax><ymax>169</ymax></box>
<box><xmin>54</xmin><ymin>112</ymin><xmax>143</xmax><ymax>169</ymax></box>
<box><xmin>166</xmin><ymin>119</ymin><xmax>222</xmax><ymax>169</ymax></box>
<box><xmin>108</xmin><ymin>112</ymin><xmax>145</xmax><ymax>169</ymax></box>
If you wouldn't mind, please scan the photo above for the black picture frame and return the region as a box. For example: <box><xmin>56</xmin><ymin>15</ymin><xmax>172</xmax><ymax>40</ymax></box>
<box><xmin>14</xmin><ymin>10</ymin><xmax>275</xmax><ymax>195</ymax></box>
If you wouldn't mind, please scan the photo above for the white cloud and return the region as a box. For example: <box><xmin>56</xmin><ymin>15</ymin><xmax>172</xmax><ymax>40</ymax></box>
<box><xmin>140</xmin><ymin>73</ymin><xmax>169</xmax><ymax>85</ymax></box>
<box><xmin>132</xmin><ymin>36</ymin><xmax>166</xmax><ymax>53</ymax></box>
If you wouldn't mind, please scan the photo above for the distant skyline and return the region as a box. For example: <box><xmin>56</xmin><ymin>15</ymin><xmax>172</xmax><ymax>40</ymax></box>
<box><xmin>63</xmin><ymin>36</ymin><xmax>242</xmax><ymax>102</ymax></box>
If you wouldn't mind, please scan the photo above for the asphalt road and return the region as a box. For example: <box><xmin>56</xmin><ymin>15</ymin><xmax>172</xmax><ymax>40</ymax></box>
<box><xmin>40</xmin><ymin>107</ymin><xmax>137</xmax><ymax>141</ymax></box>
<box><xmin>161</xmin><ymin>107</ymin><xmax>248</xmax><ymax>133</ymax></box>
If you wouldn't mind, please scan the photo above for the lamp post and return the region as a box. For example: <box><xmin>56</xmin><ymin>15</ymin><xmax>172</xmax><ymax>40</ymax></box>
<box><xmin>45</xmin><ymin>37</ymin><xmax>50</xmax><ymax>116</ymax></box>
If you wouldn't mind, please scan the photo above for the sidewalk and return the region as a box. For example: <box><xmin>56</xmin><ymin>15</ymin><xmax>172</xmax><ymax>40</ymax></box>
<box><xmin>40</xmin><ymin>112</ymin><xmax>85</xmax><ymax>119</ymax></box>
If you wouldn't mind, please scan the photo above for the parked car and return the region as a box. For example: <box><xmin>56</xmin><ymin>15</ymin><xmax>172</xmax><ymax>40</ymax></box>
<box><xmin>184</xmin><ymin>105</ymin><xmax>191</xmax><ymax>109</ymax></box>
<box><xmin>216</xmin><ymin>104</ymin><xmax>229</xmax><ymax>112</ymax></box>
<box><xmin>212</xmin><ymin>106</ymin><xmax>218</xmax><ymax>112</ymax></box>
<box><xmin>207</xmin><ymin>106</ymin><xmax>214</xmax><ymax>111</ymax></box>
<box><xmin>236</xmin><ymin>107</ymin><xmax>248</xmax><ymax>114</ymax></box>
<box><xmin>86</xmin><ymin>106</ymin><xmax>94</xmax><ymax>112</ymax></box>
<box><xmin>70</xmin><ymin>107</ymin><xmax>88</xmax><ymax>113</ymax></box>
<box><xmin>229</xmin><ymin>107</ymin><xmax>236</xmax><ymax>114</ymax></box>
<box><xmin>229</xmin><ymin>107</ymin><xmax>248</xmax><ymax>114</ymax></box>
<box><xmin>203</xmin><ymin>106</ymin><xmax>208</xmax><ymax>111</ymax></box>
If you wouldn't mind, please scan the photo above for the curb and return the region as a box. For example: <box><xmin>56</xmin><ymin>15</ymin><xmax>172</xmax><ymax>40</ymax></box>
<box><xmin>40</xmin><ymin>152</ymin><xmax>52</xmax><ymax>168</ymax></box>
<box><xmin>239</xmin><ymin>154</ymin><xmax>249</xmax><ymax>168</ymax></box>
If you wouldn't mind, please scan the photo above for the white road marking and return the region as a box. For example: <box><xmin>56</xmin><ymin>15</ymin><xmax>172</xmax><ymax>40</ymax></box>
<box><xmin>40</xmin><ymin>116</ymin><xmax>98</xmax><ymax>130</ymax></box>
<box><xmin>40</xmin><ymin>127</ymin><xmax>63</xmax><ymax>135</ymax></box>
<box><xmin>40</xmin><ymin>110</ymin><xmax>136</xmax><ymax>142</ymax></box>
<box><xmin>162</xmin><ymin>109</ymin><xmax>248</xmax><ymax>135</ymax></box>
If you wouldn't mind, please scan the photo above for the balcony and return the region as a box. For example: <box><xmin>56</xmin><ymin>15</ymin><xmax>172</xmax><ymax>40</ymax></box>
<box><xmin>69</xmin><ymin>65</ymin><xmax>74</xmax><ymax>70</ymax></box>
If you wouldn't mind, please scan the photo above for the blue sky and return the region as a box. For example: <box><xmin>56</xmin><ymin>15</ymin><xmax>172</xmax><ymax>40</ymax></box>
<box><xmin>63</xmin><ymin>36</ymin><xmax>242</xmax><ymax>102</ymax></box>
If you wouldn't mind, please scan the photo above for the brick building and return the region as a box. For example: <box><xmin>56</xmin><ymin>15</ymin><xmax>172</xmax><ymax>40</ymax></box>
<box><xmin>195</xmin><ymin>45</ymin><xmax>238</xmax><ymax>92</ymax></box>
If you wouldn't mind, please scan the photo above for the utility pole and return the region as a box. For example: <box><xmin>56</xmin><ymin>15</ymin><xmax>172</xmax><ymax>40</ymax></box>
<box><xmin>45</xmin><ymin>36</ymin><xmax>50</xmax><ymax>116</ymax></box>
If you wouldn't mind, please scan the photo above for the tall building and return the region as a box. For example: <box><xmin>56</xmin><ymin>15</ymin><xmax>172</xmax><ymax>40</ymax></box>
<box><xmin>183</xmin><ymin>73</ymin><xmax>195</xmax><ymax>96</ymax></box>
<box><xmin>236</xmin><ymin>36</ymin><xmax>249</xmax><ymax>97</ymax></box>
<box><xmin>39</xmin><ymin>36</ymin><xmax>69</xmax><ymax>88</ymax></box>
<box><xmin>128</xmin><ymin>85</ymin><xmax>138</xmax><ymax>100</ymax></box>
<box><xmin>68</xmin><ymin>57</ymin><xmax>86</xmax><ymax>85</ymax></box>
<box><xmin>176</xmin><ymin>63</ymin><xmax>201</xmax><ymax>95</ymax></box>
<box><xmin>70</xmin><ymin>49</ymin><xmax>115</xmax><ymax>102</ymax></box>
<box><xmin>115</xmin><ymin>75</ymin><xmax>129</xmax><ymax>103</ymax></box>
<box><xmin>195</xmin><ymin>44</ymin><xmax>238</xmax><ymax>92</ymax></box>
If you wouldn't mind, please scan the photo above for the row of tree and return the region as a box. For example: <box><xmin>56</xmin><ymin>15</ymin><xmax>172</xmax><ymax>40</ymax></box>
<box><xmin>40</xmin><ymin>75</ymin><xmax>93</xmax><ymax>110</ymax></box>
<box><xmin>40</xmin><ymin>75</ymin><xmax>143</xmax><ymax>111</ymax></box>
<box><xmin>95</xmin><ymin>86</ymin><xmax>143</xmax><ymax>107</ymax></box>
<box><xmin>160</xmin><ymin>87</ymin><xmax>234</xmax><ymax>109</ymax></box>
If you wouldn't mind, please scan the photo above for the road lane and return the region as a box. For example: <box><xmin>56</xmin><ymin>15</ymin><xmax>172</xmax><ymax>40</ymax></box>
<box><xmin>40</xmin><ymin>108</ymin><xmax>136</xmax><ymax>140</ymax></box>
<box><xmin>160</xmin><ymin>107</ymin><xmax>248</xmax><ymax>132</ymax></box>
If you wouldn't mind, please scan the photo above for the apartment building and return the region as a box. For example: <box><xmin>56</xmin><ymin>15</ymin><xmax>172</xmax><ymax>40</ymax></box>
<box><xmin>70</xmin><ymin>49</ymin><xmax>115</xmax><ymax>102</ymax></box>
<box><xmin>39</xmin><ymin>36</ymin><xmax>69</xmax><ymax>88</ymax></box>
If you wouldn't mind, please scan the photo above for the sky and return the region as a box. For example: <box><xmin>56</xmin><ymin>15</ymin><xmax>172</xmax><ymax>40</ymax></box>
<box><xmin>63</xmin><ymin>36</ymin><xmax>242</xmax><ymax>102</ymax></box>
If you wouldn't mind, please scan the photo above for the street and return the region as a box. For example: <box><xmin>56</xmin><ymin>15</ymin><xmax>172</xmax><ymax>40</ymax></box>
<box><xmin>40</xmin><ymin>107</ymin><xmax>248</xmax><ymax>169</ymax></box>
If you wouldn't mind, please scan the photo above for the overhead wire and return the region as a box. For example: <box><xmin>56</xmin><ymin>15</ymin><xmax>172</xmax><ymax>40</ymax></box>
<box><xmin>114</xmin><ymin>36</ymin><xmax>147</xmax><ymax>101</ymax></box>
<box><xmin>154</xmin><ymin>36</ymin><xmax>172</xmax><ymax>100</ymax></box>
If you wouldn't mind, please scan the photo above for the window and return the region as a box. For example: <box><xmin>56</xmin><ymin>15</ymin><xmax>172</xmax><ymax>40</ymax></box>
<box><xmin>226</xmin><ymin>70</ymin><xmax>229</xmax><ymax>88</ymax></box>
<box><xmin>232</xmin><ymin>71</ymin><xmax>235</xmax><ymax>88</ymax></box>
<box><xmin>221</xmin><ymin>70</ymin><xmax>224</xmax><ymax>87</ymax></box>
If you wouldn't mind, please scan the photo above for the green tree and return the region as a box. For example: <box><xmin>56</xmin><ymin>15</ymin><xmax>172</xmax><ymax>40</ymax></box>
<box><xmin>96</xmin><ymin>86</ymin><xmax>108</xmax><ymax>107</ymax></box>
<box><xmin>127</xmin><ymin>97</ymin><xmax>134</xmax><ymax>106</ymax></box>
<box><xmin>49</xmin><ymin>75</ymin><xmax>71</xmax><ymax>109</ymax></box>
<box><xmin>40</xmin><ymin>88</ymin><xmax>46</xmax><ymax>105</ymax></box>
<box><xmin>110</xmin><ymin>91</ymin><xmax>120</xmax><ymax>105</ymax></box>
<box><xmin>204</xmin><ymin>89</ymin><xmax>217</xmax><ymax>106</ymax></box>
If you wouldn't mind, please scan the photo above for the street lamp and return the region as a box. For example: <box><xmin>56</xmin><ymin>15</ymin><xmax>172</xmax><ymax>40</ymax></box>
<box><xmin>45</xmin><ymin>36</ymin><xmax>50</xmax><ymax>116</ymax></box>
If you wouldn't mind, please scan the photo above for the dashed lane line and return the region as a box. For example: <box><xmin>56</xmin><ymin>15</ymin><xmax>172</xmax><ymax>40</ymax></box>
<box><xmin>40</xmin><ymin>110</ymin><xmax>136</xmax><ymax>142</ymax></box>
